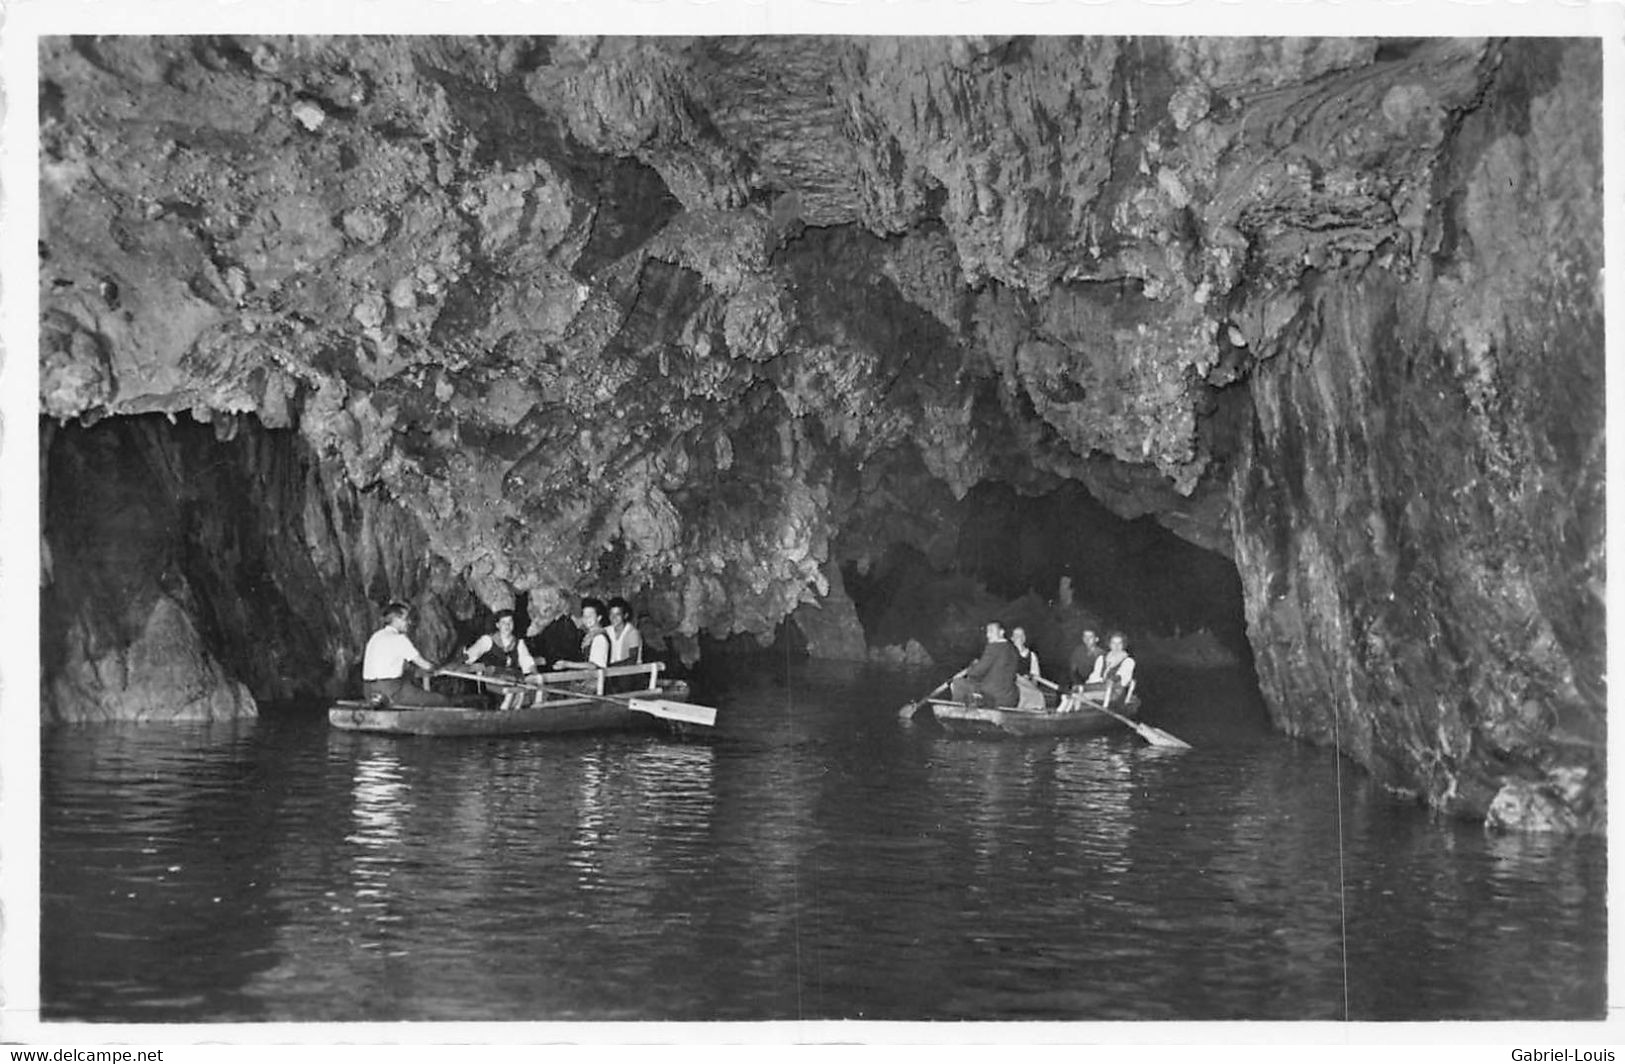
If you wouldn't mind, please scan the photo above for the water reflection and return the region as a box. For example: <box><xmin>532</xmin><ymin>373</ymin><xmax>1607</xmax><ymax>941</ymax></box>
<box><xmin>626</xmin><ymin>741</ymin><xmax>716</xmax><ymax>832</ymax></box>
<box><xmin>1052</xmin><ymin>741</ymin><xmax>1136</xmax><ymax>877</ymax></box>
<box><xmin>343</xmin><ymin>748</ymin><xmax>410</xmax><ymax>964</ymax></box>
<box><xmin>348</xmin><ymin>749</ymin><xmax>408</xmax><ymax>848</ymax></box>
<box><xmin>39</xmin><ymin>666</ymin><xmax>1607</xmax><ymax>1023</ymax></box>
<box><xmin>41</xmin><ymin>721</ymin><xmax>286</xmax><ymax>1021</ymax></box>
<box><xmin>567</xmin><ymin>749</ymin><xmax>612</xmax><ymax>890</ymax></box>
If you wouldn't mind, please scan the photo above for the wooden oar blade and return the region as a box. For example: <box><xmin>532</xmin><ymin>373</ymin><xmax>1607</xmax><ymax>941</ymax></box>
<box><xmin>628</xmin><ymin>698</ymin><xmax>717</xmax><ymax>727</ymax></box>
<box><xmin>899</xmin><ymin>679</ymin><xmax>953</xmax><ymax>720</ymax></box>
<box><xmin>1084</xmin><ymin>696</ymin><xmax>1193</xmax><ymax>750</ymax></box>
<box><xmin>1136</xmin><ymin>723</ymin><xmax>1192</xmax><ymax>749</ymax></box>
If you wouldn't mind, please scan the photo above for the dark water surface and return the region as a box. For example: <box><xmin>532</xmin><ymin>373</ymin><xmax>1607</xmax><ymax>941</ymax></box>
<box><xmin>41</xmin><ymin>661</ymin><xmax>1605</xmax><ymax>1024</ymax></box>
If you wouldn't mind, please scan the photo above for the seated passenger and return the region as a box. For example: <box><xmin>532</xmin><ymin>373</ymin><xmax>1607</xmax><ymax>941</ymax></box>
<box><xmin>1068</xmin><ymin>628</ymin><xmax>1105</xmax><ymax>688</ymax></box>
<box><xmin>362</xmin><ymin>601</ymin><xmax>452</xmax><ymax>707</ymax></box>
<box><xmin>528</xmin><ymin>596</ymin><xmax>584</xmax><ymax>667</ymax></box>
<box><xmin>462</xmin><ymin>609</ymin><xmax>537</xmax><ymax>678</ymax></box>
<box><xmin>1009</xmin><ymin>625</ymin><xmax>1047</xmax><ymax>709</ymax></box>
<box><xmin>603</xmin><ymin>597</ymin><xmax>648</xmax><ymax>693</ymax></box>
<box><xmin>1098</xmin><ymin>630</ymin><xmax>1137</xmax><ymax>706</ymax></box>
<box><xmin>1059</xmin><ymin>628</ymin><xmax>1105</xmax><ymax>713</ymax></box>
<box><xmin>1010</xmin><ymin>625</ymin><xmax>1043</xmax><ymax>680</ymax></box>
<box><xmin>949</xmin><ymin>620</ymin><xmax>1020</xmax><ymax>709</ymax></box>
<box><xmin>1062</xmin><ymin>629</ymin><xmax>1137</xmax><ymax>712</ymax></box>
<box><xmin>549</xmin><ymin>597</ymin><xmax>612</xmax><ymax>672</ymax></box>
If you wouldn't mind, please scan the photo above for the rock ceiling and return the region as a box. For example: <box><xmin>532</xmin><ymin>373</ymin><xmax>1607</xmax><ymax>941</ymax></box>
<box><xmin>37</xmin><ymin>35</ymin><xmax>1606</xmax><ymax>831</ymax></box>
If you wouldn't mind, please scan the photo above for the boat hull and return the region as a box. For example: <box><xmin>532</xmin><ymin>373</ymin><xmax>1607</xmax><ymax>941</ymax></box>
<box><xmin>328</xmin><ymin>696</ymin><xmax>638</xmax><ymax>736</ymax></box>
<box><xmin>330</xmin><ymin>665</ymin><xmax>695</xmax><ymax>736</ymax></box>
<box><xmin>928</xmin><ymin>695</ymin><xmax>1141</xmax><ymax>738</ymax></box>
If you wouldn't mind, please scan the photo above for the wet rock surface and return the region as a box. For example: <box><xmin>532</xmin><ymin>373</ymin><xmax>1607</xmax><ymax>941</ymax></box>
<box><xmin>1227</xmin><ymin>41</ymin><xmax>1606</xmax><ymax>834</ymax></box>
<box><xmin>42</xmin><ymin>416</ymin><xmax>465</xmax><ymax>719</ymax></box>
<box><xmin>38</xmin><ymin>37</ymin><xmax>1603</xmax><ymax>831</ymax></box>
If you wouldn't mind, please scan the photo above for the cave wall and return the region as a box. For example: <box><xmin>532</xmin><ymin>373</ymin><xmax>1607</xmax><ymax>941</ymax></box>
<box><xmin>35</xmin><ymin>36</ymin><xmax>1605</xmax><ymax>831</ymax></box>
<box><xmin>41</xmin><ymin>415</ymin><xmax>258</xmax><ymax>723</ymax></box>
<box><xmin>43</xmin><ymin>414</ymin><xmax>468</xmax><ymax>719</ymax></box>
<box><xmin>1230</xmin><ymin>41</ymin><xmax>1605</xmax><ymax>833</ymax></box>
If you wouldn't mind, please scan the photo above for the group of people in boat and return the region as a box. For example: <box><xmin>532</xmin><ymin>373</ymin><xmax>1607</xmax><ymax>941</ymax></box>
<box><xmin>360</xmin><ymin>595</ymin><xmax>647</xmax><ymax>707</ymax></box>
<box><xmin>468</xmin><ymin>596</ymin><xmax>645</xmax><ymax>675</ymax></box>
<box><xmin>949</xmin><ymin>621</ymin><xmax>1136</xmax><ymax>713</ymax></box>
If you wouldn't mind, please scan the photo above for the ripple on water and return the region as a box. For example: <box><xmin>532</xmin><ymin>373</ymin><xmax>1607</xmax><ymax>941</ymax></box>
<box><xmin>38</xmin><ymin>667</ymin><xmax>1607</xmax><ymax>1022</ymax></box>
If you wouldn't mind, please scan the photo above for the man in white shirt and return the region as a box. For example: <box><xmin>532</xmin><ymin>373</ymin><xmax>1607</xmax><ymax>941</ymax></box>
<box><xmin>363</xmin><ymin>601</ymin><xmax>451</xmax><ymax>706</ymax></box>
<box><xmin>602</xmin><ymin>596</ymin><xmax>647</xmax><ymax>693</ymax></box>
<box><xmin>604</xmin><ymin>597</ymin><xmax>644</xmax><ymax>665</ymax></box>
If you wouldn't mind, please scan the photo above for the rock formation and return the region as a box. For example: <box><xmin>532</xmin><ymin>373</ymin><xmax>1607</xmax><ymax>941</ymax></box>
<box><xmin>38</xmin><ymin>36</ymin><xmax>1603</xmax><ymax>832</ymax></box>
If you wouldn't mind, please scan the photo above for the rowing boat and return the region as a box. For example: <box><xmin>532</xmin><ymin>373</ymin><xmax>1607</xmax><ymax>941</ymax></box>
<box><xmin>927</xmin><ymin>683</ymin><xmax>1143</xmax><ymax>738</ymax></box>
<box><xmin>329</xmin><ymin>693</ymin><xmax>641</xmax><ymax>736</ymax></box>
<box><xmin>328</xmin><ymin>662</ymin><xmax>710</xmax><ymax>736</ymax></box>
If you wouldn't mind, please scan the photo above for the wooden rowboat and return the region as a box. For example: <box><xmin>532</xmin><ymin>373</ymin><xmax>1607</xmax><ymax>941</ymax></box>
<box><xmin>328</xmin><ymin>662</ymin><xmax>712</xmax><ymax>737</ymax></box>
<box><xmin>928</xmin><ymin>682</ymin><xmax>1142</xmax><ymax>739</ymax></box>
<box><xmin>329</xmin><ymin>693</ymin><xmax>640</xmax><ymax>736</ymax></box>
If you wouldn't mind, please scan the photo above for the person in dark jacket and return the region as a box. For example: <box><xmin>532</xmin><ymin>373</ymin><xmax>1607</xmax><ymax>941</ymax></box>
<box><xmin>1068</xmin><ymin>628</ymin><xmax>1105</xmax><ymax>688</ymax></box>
<box><xmin>526</xmin><ymin>604</ymin><xmax>583</xmax><ymax>667</ymax></box>
<box><xmin>950</xmin><ymin>620</ymin><xmax>1021</xmax><ymax>708</ymax></box>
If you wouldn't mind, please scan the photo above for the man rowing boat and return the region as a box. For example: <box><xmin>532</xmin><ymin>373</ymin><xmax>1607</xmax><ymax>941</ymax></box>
<box><xmin>362</xmin><ymin>601</ymin><xmax>451</xmax><ymax>707</ymax></box>
<box><xmin>949</xmin><ymin>620</ymin><xmax>1020</xmax><ymax>709</ymax></box>
<box><xmin>1068</xmin><ymin>628</ymin><xmax>1105</xmax><ymax>689</ymax></box>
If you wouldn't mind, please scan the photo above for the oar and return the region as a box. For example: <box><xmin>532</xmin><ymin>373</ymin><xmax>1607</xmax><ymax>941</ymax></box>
<box><xmin>434</xmin><ymin>664</ymin><xmax>522</xmax><ymax>685</ymax></box>
<box><xmin>1090</xmin><ymin>696</ymin><xmax>1190</xmax><ymax>750</ymax></box>
<box><xmin>528</xmin><ymin>680</ymin><xmax>718</xmax><ymax>727</ymax></box>
<box><xmin>551</xmin><ymin>687</ymin><xmax>717</xmax><ymax>727</ymax></box>
<box><xmin>623</xmin><ymin>695</ymin><xmax>717</xmax><ymax>727</ymax></box>
<box><xmin>1037</xmin><ymin>677</ymin><xmax>1191</xmax><ymax>749</ymax></box>
<box><xmin>898</xmin><ymin>679</ymin><xmax>953</xmax><ymax>720</ymax></box>
<box><xmin>439</xmin><ymin>666</ymin><xmax>717</xmax><ymax>726</ymax></box>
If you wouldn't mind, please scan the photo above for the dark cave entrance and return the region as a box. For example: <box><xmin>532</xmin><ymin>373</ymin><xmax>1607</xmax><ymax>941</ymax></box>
<box><xmin>42</xmin><ymin>413</ymin><xmax>344</xmax><ymax>706</ymax></box>
<box><xmin>842</xmin><ymin>480</ymin><xmax>1254</xmax><ymax>679</ymax></box>
<box><xmin>957</xmin><ymin>480</ymin><xmax>1247</xmax><ymax>648</ymax></box>
<box><xmin>39</xmin><ymin>412</ymin><xmax>469</xmax><ymax>711</ymax></box>
<box><xmin>42</xmin><ymin>413</ymin><xmax>1259</xmax><ymax>717</ymax></box>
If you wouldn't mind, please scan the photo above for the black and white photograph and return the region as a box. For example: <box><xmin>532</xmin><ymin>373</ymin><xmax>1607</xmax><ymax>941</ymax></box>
<box><xmin>2</xmin><ymin>0</ymin><xmax>1615</xmax><ymax>1052</ymax></box>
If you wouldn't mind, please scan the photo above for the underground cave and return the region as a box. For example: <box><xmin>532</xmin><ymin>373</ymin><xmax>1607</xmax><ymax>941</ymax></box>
<box><xmin>42</xmin><ymin>410</ymin><xmax>1254</xmax><ymax>709</ymax></box>
<box><xmin>28</xmin><ymin>29</ymin><xmax>1610</xmax><ymax>1028</ymax></box>
<box><xmin>35</xmin><ymin>34</ymin><xmax>1603</xmax><ymax>834</ymax></box>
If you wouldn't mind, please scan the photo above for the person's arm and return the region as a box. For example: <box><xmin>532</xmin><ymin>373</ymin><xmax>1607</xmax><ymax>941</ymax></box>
<box><xmin>1028</xmin><ymin>651</ymin><xmax>1042</xmax><ymax>679</ymax></box>
<box><xmin>1117</xmin><ymin>656</ymin><xmax>1136</xmax><ymax>685</ymax></box>
<box><xmin>402</xmin><ymin>634</ymin><xmax>435</xmax><ymax>673</ymax></box>
<box><xmin>965</xmin><ymin>646</ymin><xmax>993</xmax><ymax>681</ymax></box>
<box><xmin>463</xmin><ymin>634</ymin><xmax>492</xmax><ymax>665</ymax></box>
<box><xmin>518</xmin><ymin>639</ymin><xmax>536</xmax><ymax>675</ymax></box>
<box><xmin>588</xmin><ymin>632</ymin><xmax>611</xmax><ymax>669</ymax></box>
